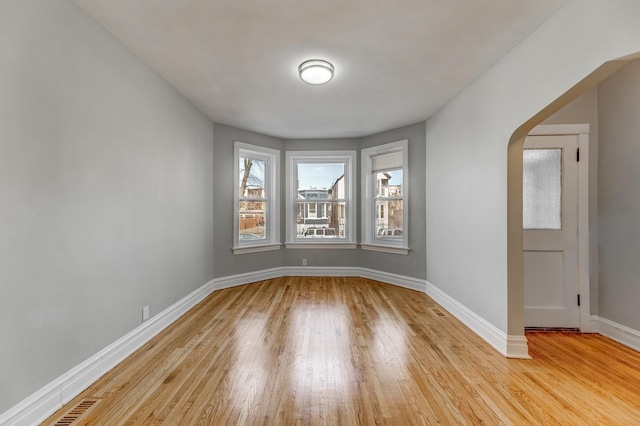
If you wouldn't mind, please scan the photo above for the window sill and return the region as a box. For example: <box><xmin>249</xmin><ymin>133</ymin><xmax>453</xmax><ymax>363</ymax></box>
<box><xmin>360</xmin><ymin>244</ymin><xmax>410</xmax><ymax>255</ymax></box>
<box><xmin>285</xmin><ymin>242</ymin><xmax>358</xmax><ymax>250</ymax></box>
<box><xmin>232</xmin><ymin>243</ymin><xmax>281</xmax><ymax>255</ymax></box>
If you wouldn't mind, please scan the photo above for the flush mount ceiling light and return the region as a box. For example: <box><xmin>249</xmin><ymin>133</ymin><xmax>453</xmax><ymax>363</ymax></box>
<box><xmin>298</xmin><ymin>59</ymin><xmax>334</xmax><ymax>85</ymax></box>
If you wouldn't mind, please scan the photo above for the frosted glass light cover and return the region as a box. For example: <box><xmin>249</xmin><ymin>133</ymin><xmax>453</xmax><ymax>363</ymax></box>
<box><xmin>299</xmin><ymin>60</ymin><xmax>334</xmax><ymax>84</ymax></box>
<box><xmin>523</xmin><ymin>149</ymin><xmax>561</xmax><ymax>230</ymax></box>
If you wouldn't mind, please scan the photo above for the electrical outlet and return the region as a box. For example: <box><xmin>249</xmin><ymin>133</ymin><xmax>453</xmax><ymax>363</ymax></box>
<box><xmin>302</xmin><ymin>258</ymin><xmax>307</xmax><ymax>266</ymax></box>
<box><xmin>142</xmin><ymin>305</ymin><xmax>150</xmax><ymax>322</ymax></box>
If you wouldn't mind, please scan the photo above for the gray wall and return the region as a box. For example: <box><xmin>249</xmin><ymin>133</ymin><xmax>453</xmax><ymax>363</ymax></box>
<box><xmin>542</xmin><ymin>87</ymin><xmax>599</xmax><ymax>313</ymax></box>
<box><xmin>0</xmin><ymin>0</ymin><xmax>214</xmax><ymax>413</ymax></box>
<box><xmin>597</xmin><ymin>59</ymin><xmax>640</xmax><ymax>330</ymax></box>
<box><xmin>212</xmin><ymin>123</ymin><xmax>284</xmax><ymax>277</ymax></box>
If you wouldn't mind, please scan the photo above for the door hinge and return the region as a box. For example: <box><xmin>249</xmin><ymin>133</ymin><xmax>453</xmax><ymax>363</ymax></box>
<box><xmin>577</xmin><ymin>294</ymin><xmax>581</xmax><ymax>306</ymax></box>
<box><xmin>577</xmin><ymin>148</ymin><xmax>580</xmax><ymax>162</ymax></box>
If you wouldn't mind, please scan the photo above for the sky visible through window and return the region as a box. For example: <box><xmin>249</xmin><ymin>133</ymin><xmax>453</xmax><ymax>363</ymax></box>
<box><xmin>298</xmin><ymin>163</ymin><xmax>344</xmax><ymax>189</ymax></box>
<box><xmin>297</xmin><ymin>164</ymin><xmax>402</xmax><ymax>189</ymax></box>
<box><xmin>377</xmin><ymin>170</ymin><xmax>403</xmax><ymax>188</ymax></box>
<box><xmin>385</xmin><ymin>170</ymin><xmax>402</xmax><ymax>186</ymax></box>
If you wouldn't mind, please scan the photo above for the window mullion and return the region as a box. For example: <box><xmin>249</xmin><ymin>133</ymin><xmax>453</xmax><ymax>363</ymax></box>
<box><xmin>374</xmin><ymin>197</ymin><xmax>403</xmax><ymax>201</ymax></box>
<box><xmin>296</xmin><ymin>199</ymin><xmax>347</xmax><ymax>203</ymax></box>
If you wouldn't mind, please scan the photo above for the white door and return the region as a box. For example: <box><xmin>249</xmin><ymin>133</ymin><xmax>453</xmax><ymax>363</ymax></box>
<box><xmin>523</xmin><ymin>134</ymin><xmax>580</xmax><ymax>328</ymax></box>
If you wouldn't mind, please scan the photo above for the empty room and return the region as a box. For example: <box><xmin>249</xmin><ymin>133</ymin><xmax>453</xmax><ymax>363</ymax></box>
<box><xmin>2</xmin><ymin>0</ymin><xmax>640</xmax><ymax>424</ymax></box>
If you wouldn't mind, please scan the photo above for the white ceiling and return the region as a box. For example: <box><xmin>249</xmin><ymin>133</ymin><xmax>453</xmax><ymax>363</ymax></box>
<box><xmin>73</xmin><ymin>0</ymin><xmax>568</xmax><ymax>139</ymax></box>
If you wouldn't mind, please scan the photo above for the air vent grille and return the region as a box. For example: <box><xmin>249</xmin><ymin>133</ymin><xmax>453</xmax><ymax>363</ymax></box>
<box><xmin>51</xmin><ymin>398</ymin><xmax>100</xmax><ymax>425</ymax></box>
<box><xmin>430</xmin><ymin>307</ymin><xmax>447</xmax><ymax>317</ymax></box>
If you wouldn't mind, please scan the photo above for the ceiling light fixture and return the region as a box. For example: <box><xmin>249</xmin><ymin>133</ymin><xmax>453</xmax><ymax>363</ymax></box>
<box><xmin>298</xmin><ymin>59</ymin><xmax>334</xmax><ymax>85</ymax></box>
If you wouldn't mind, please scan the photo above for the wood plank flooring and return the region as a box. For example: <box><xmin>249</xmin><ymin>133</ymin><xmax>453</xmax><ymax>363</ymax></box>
<box><xmin>43</xmin><ymin>277</ymin><xmax>640</xmax><ymax>425</ymax></box>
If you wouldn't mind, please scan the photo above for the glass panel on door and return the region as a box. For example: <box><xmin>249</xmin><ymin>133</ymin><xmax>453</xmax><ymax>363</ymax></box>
<box><xmin>523</xmin><ymin>149</ymin><xmax>562</xmax><ymax>230</ymax></box>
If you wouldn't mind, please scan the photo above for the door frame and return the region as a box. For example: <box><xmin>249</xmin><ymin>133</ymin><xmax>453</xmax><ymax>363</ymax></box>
<box><xmin>527</xmin><ymin>123</ymin><xmax>591</xmax><ymax>331</ymax></box>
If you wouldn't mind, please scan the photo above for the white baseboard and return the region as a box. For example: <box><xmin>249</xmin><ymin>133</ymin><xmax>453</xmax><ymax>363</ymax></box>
<box><xmin>357</xmin><ymin>268</ymin><xmax>427</xmax><ymax>292</ymax></box>
<box><xmin>591</xmin><ymin>316</ymin><xmax>640</xmax><ymax>352</ymax></box>
<box><xmin>211</xmin><ymin>267</ymin><xmax>284</xmax><ymax>290</ymax></box>
<box><xmin>212</xmin><ymin>266</ymin><xmax>428</xmax><ymax>293</ymax></box>
<box><xmin>580</xmin><ymin>313</ymin><xmax>594</xmax><ymax>332</ymax></box>
<box><xmin>506</xmin><ymin>335</ymin><xmax>532</xmax><ymax>359</ymax></box>
<box><xmin>425</xmin><ymin>281</ymin><xmax>530</xmax><ymax>359</ymax></box>
<box><xmin>0</xmin><ymin>279</ymin><xmax>217</xmax><ymax>426</ymax></box>
<box><xmin>283</xmin><ymin>266</ymin><xmax>427</xmax><ymax>293</ymax></box>
<box><xmin>283</xmin><ymin>266</ymin><xmax>361</xmax><ymax>277</ymax></box>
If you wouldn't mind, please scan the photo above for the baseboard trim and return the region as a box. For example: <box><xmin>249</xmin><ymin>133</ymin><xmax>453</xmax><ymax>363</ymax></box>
<box><xmin>580</xmin><ymin>313</ymin><xmax>594</xmax><ymax>332</ymax></box>
<box><xmin>591</xmin><ymin>316</ymin><xmax>640</xmax><ymax>352</ymax></box>
<box><xmin>506</xmin><ymin>335</ymin><xmax>532</xmax><ymax>359</ymax></box>
<box><xmin>0</xmin><ymin>279</ymin><xmax>217</xmax><ymax>426</ymax></box>
<box><xmin>283</xmin><ymin>266</ymin><xmax>361</xmax><ymax>277</ymax></box>
<box><xmin>425</xmin><ymin>281</ymin><xmax>530</xmax><ymax>359</ymax></box>
<box><xmin>211</xmin><ymin>266</ymin><xmax>427</xmax><ymax>293</ymax></box>
<box><xmin>283</xmin><ymin>266</ymin><xmax>427</xmax><ymax>293</ymax></box>
<box><xmin>357</xmin><ymin>268</ymin><xmax>427</xmax><ymax>292</ymax></box>
<box><xmin>211</xmin><ymin>267</ymin><xmax>284</xmax><ymax>291</ymax></box>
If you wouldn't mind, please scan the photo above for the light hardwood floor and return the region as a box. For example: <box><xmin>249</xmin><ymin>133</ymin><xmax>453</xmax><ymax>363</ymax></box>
<box><xmin>43</xmin><ymin>277</ymin><xmax>640</xmax><ymax>425</ymax></box>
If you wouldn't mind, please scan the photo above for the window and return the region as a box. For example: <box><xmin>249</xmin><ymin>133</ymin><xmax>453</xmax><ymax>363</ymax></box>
<box><xmin>233</xmin><ymin>142</ymin><xmax>280</xmax><ymax>254</ymax></box>
<box><xmin>361</xmin><ymin>140</ymin><xmax>409</xmax><ymax>254</ymax></box>
<box><xmin>286</xmin><ymin>151</ymin><xmax>357</xmax><ymax>248</ymax></box>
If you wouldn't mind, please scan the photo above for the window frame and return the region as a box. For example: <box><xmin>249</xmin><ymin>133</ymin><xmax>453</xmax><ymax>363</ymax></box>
<box><xmin>361</xmin><ymin>139</ymin><xmax>409</xmax><ymax>255</ymax></box>
<box><xmin>285</xmin><ymin>150</ymin><xmax>357</xmax><ymax>249</ymax></box>
<box><xmin>233</xmin><ymin>141</ymin><xmax>280</xmax><ymax>254</ymax></box>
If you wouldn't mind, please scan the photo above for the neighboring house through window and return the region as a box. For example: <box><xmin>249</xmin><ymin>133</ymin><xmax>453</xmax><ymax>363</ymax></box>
<box><xmin>361</xmin><ymin>139</ymin><xmax>409</xmax><ymax>254</ymax></box>
<box><xmin>233</xmin><ymin>142</ymin><xmax>280</xmax><ymax>254</ymax></box>
<box><xmin>286</xmin><ymin>150</ymin><xmax>356</xmax><ymax>248</ymax></box>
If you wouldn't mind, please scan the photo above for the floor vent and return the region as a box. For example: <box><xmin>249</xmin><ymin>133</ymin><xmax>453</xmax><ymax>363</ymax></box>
<box><xmin>51</xmin><ymin>398</ymin><xmax>100</xmax><ymax>425</ymax></box>
<box><xmin>525</xmin><ymin>327</ymin><xmax>580</xmax><ymax>333</ymax></box>
<box><xmin>430</xmin><ymin>307</ymin><xmax>447</xmax><ymax>317</ymax></box>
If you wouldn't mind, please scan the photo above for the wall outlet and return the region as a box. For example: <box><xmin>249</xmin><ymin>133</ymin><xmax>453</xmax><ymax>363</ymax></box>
<box><xmin>142</xmin><ymin>305</ymin><xmax>150</xmax><ymax>322</ymax></box>
<box><xmin>302</xmin><ymin>258</ymin><xmax>307</xmax><ymax>266</ymax></box>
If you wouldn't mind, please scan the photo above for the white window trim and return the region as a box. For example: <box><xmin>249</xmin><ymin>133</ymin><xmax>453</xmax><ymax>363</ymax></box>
<box><xmin>285</xmin><ymin>150</ymin><xmax>357</xmax><ymax>249</ymax></box>
<box><xmin>233</xmin><ymin>142</ymin><xmax>280</xmax><ymax>254</ymax></box>
<box><xmin>361</xmin><ymin>139</ymin><xmax>409</xmax><ymax>255</ymax></box>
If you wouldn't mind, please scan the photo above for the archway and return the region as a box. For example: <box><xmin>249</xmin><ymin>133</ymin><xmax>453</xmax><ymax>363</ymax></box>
<box><xmin>506</xmin><ymin>58</ymin><xmax>636</xmax><ymax>356</ymax></box>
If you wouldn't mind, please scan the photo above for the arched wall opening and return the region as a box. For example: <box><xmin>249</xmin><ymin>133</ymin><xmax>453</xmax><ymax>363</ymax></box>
<box><xmin>506</xmin><ymin>55</ymin><xmax>639</xmax><ymax>346</ymax></box>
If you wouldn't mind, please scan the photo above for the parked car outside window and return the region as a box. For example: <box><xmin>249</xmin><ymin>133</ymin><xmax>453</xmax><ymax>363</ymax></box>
<box><xmin>377</xmin><ymin>228</ymin><xmax>403</xmax><ymax>240</ymax></box>
<box><xmin>239</xmin><ymin>232</ymin><xmax>262</xmax><ymax>240</ymax></box>
<box><xmin>302</xmin><ymin>227</ymin><xmax>337</xmax><ymax>238</ymax></box>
